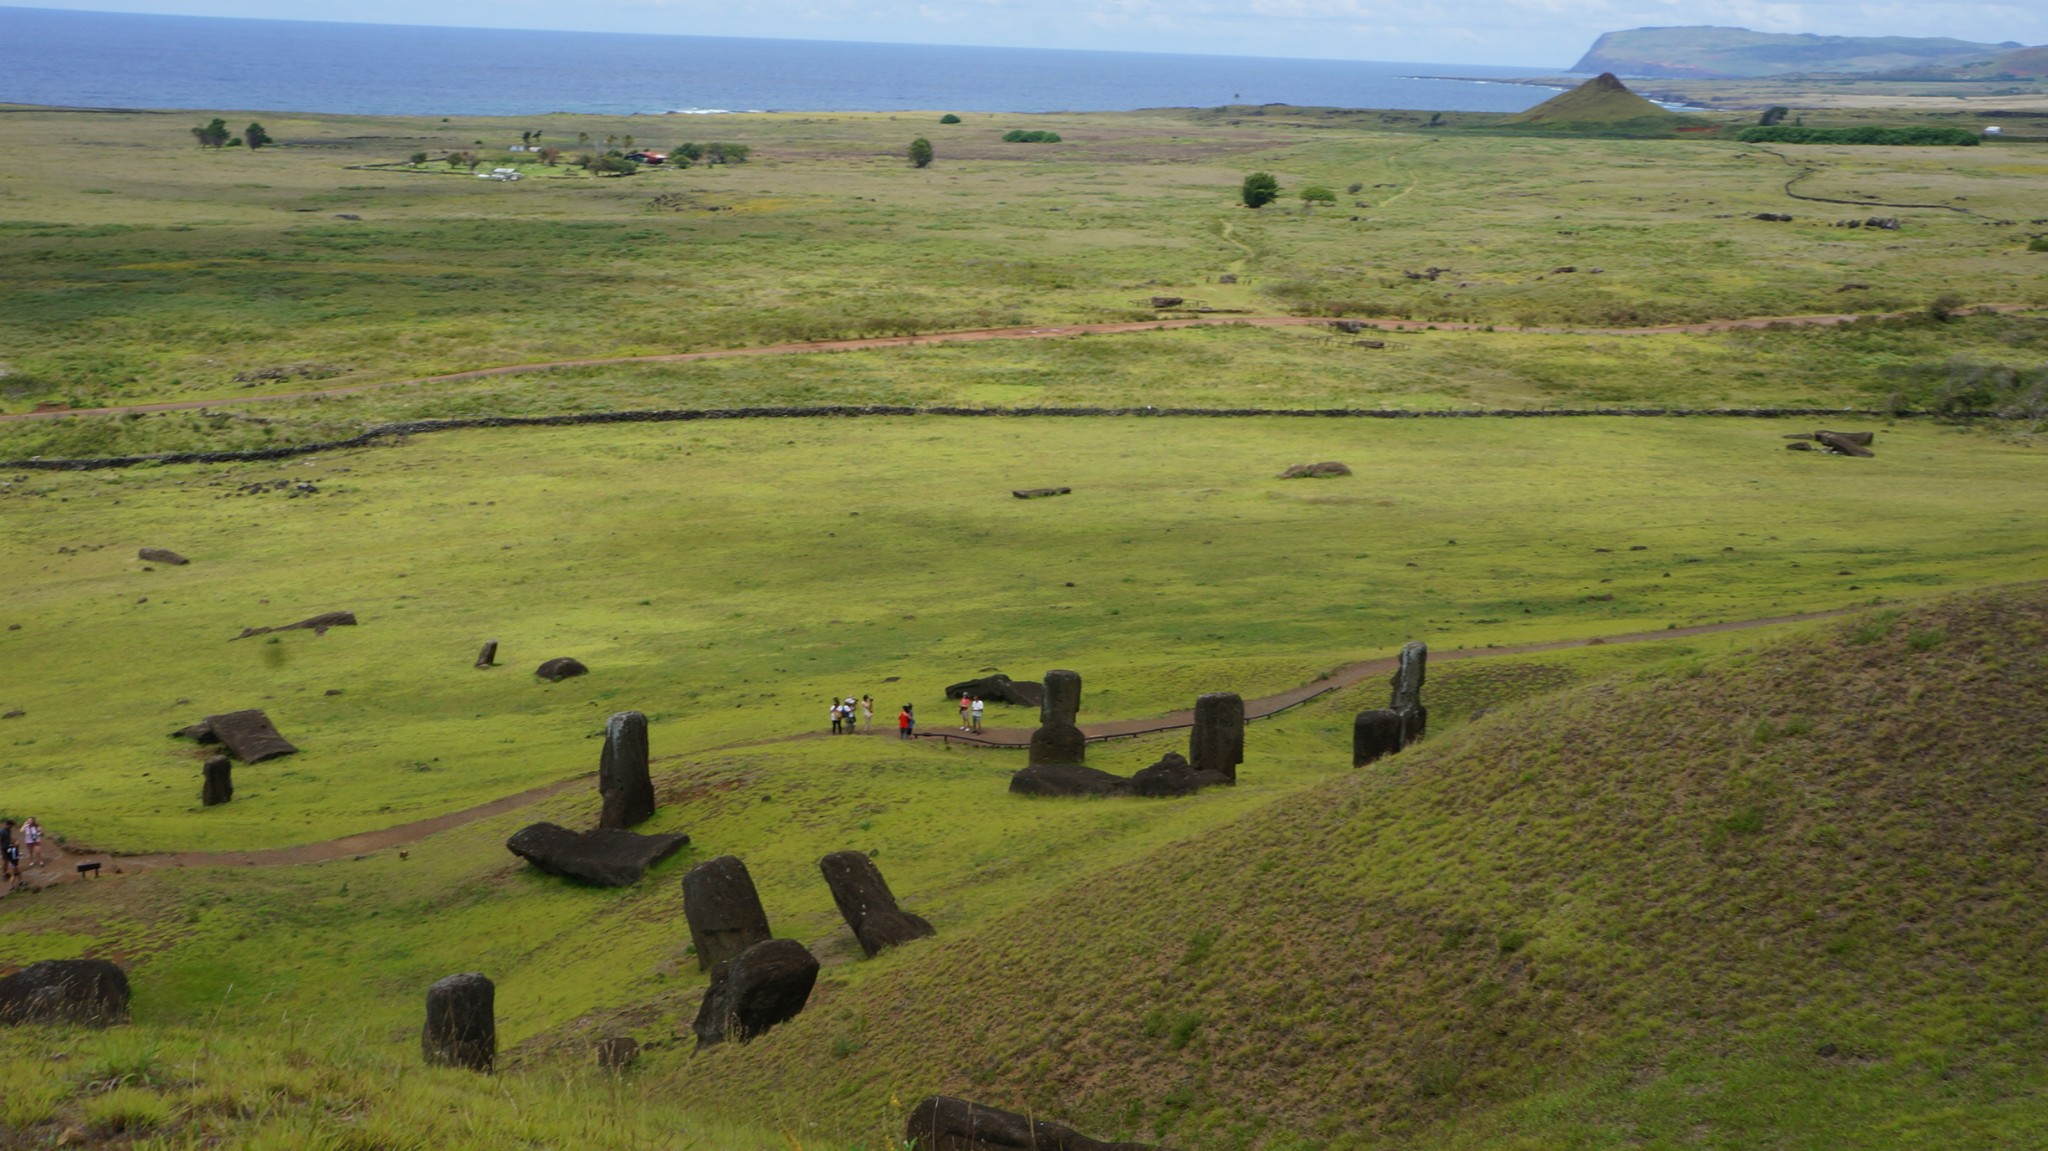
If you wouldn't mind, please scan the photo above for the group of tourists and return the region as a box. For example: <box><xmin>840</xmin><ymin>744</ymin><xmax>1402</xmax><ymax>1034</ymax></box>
<box><xmin>827</xmin><ymin>695</ymin><xmax>874</xmax><ymax>735</ymax></box>
<box><xmin>955</xmin><ymin>693</ymin><xmax>985</xmax><ymax>733</ymax></box>
<box><xmin>1</xmin><ymin>817</ymin><xmax>46</xmax><ymax>889</ymax></box>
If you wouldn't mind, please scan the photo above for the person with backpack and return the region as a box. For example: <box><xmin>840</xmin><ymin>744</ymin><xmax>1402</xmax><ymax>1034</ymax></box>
<box><xmin>898</xmin><ymin>704</ymin><xmax>914</xmax><ymax>740</ymax></box>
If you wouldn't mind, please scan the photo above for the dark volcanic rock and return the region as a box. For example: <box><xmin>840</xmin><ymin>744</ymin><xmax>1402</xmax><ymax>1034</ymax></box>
<box><xmin>1352</xmin><ymin>709</ymin><xmax>1404</xmax><ymax>766</ymax></box>
<box><xmin>474</xmin><ymin>639</ymin><xmax>498</xmax><ymax>668</ymax></box>
<box><xmin>536</xmin><ymin>657</ymin><xmax>588</xmax><ymax>682</ymax></box>
<box><xmin>1816</xmin><ymin>431</ymin><xmax>1876</xmax><ymax>457</ymax></box>
<box><xmin>506</xmin><ymin>822</ymin><xmax>689</xmax><ymax>887</ymax></box>
<box><xmin>1189</xmin><ymin>692</ymin><xmax>1244</xmax><ymax>782</ymax></box>
<box><xmin>682</xmin><ymin>855</ymin><xmax>773</xmax><ymax>971</ymax></box>
<box><xmin>0</xmin><ymin>960</ymin><xmax>131</xmax><ymax>1026</ymax></box>
<box><xmin>905</xmin><ymin>1096</ymin><xmax>1160</xmax><ymax>1151</ymax></box>
<box><xmin>138</xmin><ymin>547</ymin><xmax>189</xmax><ymax>565</ymax></box>
<box><xmin>1128</xmin><ymin>751</ymin><xmax>1229</xmax><ymax>797</ymax></box>
<box><xmin>943</xmin><ymin>674</ymin><xmax>1044</xmax><ymax>708</ymax></box>
<box><xmin>692</xmin><ymin>938</ymin><xmax>819</xmax><ymax>1048</ymax></box>
<box><xmin>594</xmin><ymin>1036</ymin><xmax>640</xmax><ymax>1070</ymax></box>
<box><xmin>201</xmin><ymin>755</ymin><xmax>233</xmax><ymax>806</ymax></box>
<box><xmin>598</xmin><ymin>710</ymin><xmax>655</xmax><ymax>830</ymax></box>
<box><xmin>183</xmin><ymin>709</ymin><xmax>297</xmax><ymax>763</ymax></box>
<box><xmin>820</xmin><ymin>850</ymin><xmax>935</xmax><ymax>958</ymax></box>
<box><xmin>1279</xmin><ymin>461</ymin><xmax>1352</xmax><ymax>478</ymax></box>
<box><xmin>422</xmin><ymin>973</ymin><xmax>495</xmax><ymax>1071</ymax></box>
<box><xmin>1010</xmin><ymin>763</ymin><xmax>1129</xmax><ymax>797</ymax></box>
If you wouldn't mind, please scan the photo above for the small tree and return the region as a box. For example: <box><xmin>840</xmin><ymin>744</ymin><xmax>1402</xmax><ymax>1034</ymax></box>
<box><xmin>673</xmin><ymin>142</ymin><xmax>702</xmax><ymax>162</ymax></box>
<box><xmin>1759</xmin><ymin>106</ymin><xmax>1790</xmax><ymax>126</ymax></box>
<box><xmin>1299</xmin><ymin>185</ymin><xmax>1336</xmax><ymax>206</ymax></box>
<box><xmin>1241</xmin><ymin>171</ymin><xmax>1279</xmax><ymax>209</ymax></box>
<box><xmin>908</xmin><ymin>136</ymin><xmax>934</xmax><ymax>168</ymax></box>
<box><xmin>244</xmin><ymin>122</ymin><xmax>273</xmax><ymax>149</ymax></box>
<box><xmin>585</xmin><ymin>152</ymin><xmax>639</xmax><ymax>177</ymax></box>
<box><xmin>408</xmin><ymin>151</ymin><xmax>429</xmax><ymax>166</ymax></box>
<box><xmin>190</xmin><ymin>118</ymin><xmax>230</xmax><ymax>148</ymax></box>
<box><xmin>939</xmin><ymin>113</ymin><xmax>961</xmax><ymax>124</ymax></box>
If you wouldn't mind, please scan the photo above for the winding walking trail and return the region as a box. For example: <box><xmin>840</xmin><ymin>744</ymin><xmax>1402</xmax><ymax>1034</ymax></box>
<box><xmin>4</xmin><ymin>305</ymin><xmax>2036</xmax><ymax>424</ymax></box>
<box><xmin>15</xmin><ymin>604</ymin><xmax>1855</xmax><ymax>892</ymax></box>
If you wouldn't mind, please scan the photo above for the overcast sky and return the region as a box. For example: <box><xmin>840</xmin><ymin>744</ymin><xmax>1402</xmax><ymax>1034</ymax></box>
<box><xmin>17</xmin><ymin>1</ymin><xmax>2044</xmax><ymax>66</ymax></box>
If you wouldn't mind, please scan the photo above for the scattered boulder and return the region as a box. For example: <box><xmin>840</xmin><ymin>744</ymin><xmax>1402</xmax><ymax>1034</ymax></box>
<box><xmin>474</xmin><ymin>639</ymin><xmax>498</xmax><ymax>669</ymax></box>
<box><xmin>944</xmin><ymin>674</ymin><xmax>1043</xmax><ymax>708</ymax></box>
<box><xmin>905</xmin><ymin>1096</ymin><xmax>1160</xmax><ymax>1151</ymax></box>
<box><xmin>1279</xmin><ymin>462</ymin><xmax>1351</xmax><ymax>479</ymax></box>
<box><xmin>506</xmin><ymin>822</ymin><xmax>689</xmax><ymax>887</ymax></box>
<box><xmin>137</xmin><ymin>547</ymin><xmax>188</xmax><ymax>565</ymax></box>
<box><xmin>175</xmin><ymin>709</ymin><xmax>298</xmax><ymax>763</ymax></box>
<box><xmin>1352</xmin><ymin>709</ymin><xmax>1404</xmax><ymax>767</ymax></box>
<box><xmin>1189</xmin><ymin>692</ymin><xmax>1244</xmax><ymax>782</ymax></box>
<box><xmin>1752</xmin><ymin>213</ymin><xmax>1793</xmax><ymax>223</ymax></box>
<box><xmin>1010</xmin><ymin>763</ymin><xmax>1129</xmax><ymax>797</ymax></box>
<box><xmin>682</xmin><ymin>855</ymin><xmax>773</xmax><ymax>971</ymax></box>
<box><xmin>201</xmin><ymin>755</ymin><xmax>233</xmax><ymax>806</ymax></box>
<box><xmin>692</xmin><ymin>938</ymin><xmax>819</xmax><ymax>1048</ymax></box>
<box><xmin>0</xmin><ymin>959</ymin><xmax>131</xmax><ymax>1026</ymax></box>
<box><xmin>536</xmin><ymin>657</ymin><xmax>588</xmax><ymax>682</ymax></box>
<box><xmin>598</xmin><ymin>711</ymin><xmax>656</xmax><ymax>830</ymax></box>
<box><xmin>1027</xmin><ymin>669</ymin><xmax>1086</xmax><ymax>766</ymax></box>
<box><xmin>1149</xmin><ymin>296</ymin><xmax>1185</xmax><ymax>308</ymax></box>
<box><xmin>820</xmin><ymin>850</ymin><xmax>936</xmax><ymax>958</ymax></box>
<box><xmin>594</xmin><ymin>1036</ymin><xmax>640</xmax><ymax>1070</ymax></box>
<box><xmin>1013</xmin><ymin>486</ymin><xmax>1072</xmax><ymax>499</ymax></box>
<box><xmin>234</xmin><ymin>610</ymin><xmax>356</xmax><ymax>639</ymax></box>
<box><xmin>1128</xmin><ymin>751</ymin><xmax>1230</xmax><ymax>797</ymax></box>
<box><xmin>422</xmin><ymin>973</ymin><xmax>495</xmax><ymax>1071</ymax></box>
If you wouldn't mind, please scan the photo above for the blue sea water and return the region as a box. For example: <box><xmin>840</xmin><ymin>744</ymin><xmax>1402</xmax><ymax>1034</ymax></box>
<box><xmin>0</xmin><ymin>6</ymin><xmax>1562</xmax><ymax>116</ymax></box>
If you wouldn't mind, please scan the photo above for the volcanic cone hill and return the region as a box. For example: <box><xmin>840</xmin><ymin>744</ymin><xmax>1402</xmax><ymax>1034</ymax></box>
<box><xmin>681</xmin><ymin>586</ymin><xmax>2048</xmax><ymax>1148</ymax></box>
<box><xmin>1503</xmin><ymin>72</ymin><xmax>1697</xmax><ymax>132</ymax></box>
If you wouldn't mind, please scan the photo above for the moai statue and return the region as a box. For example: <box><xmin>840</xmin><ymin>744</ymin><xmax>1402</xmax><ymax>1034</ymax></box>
<box><xmin>474</xmin><ymin>639</ymin><xmax>498</xmax><ymax>669</ymax></box>
<box><xmin>691</xmin><ymin>938</ymin><xmax>820</xmax><ymax>1048</ymax></box>
<box><xmin>820</xmin><ymin>850</ymin><xmax>935</xmax><ymax>958</ymax></box>
<box><xmin>682</xmin><ymin>855</ymin><xmax>773</xmax><ymax>971</ymax></box>
<box><xmin>1391</xmin><ymin>641</ymin><xmax>1428</xmax><ymax>746</ymax></box>
<box><xmin>201</xmin><ymin>755</ymin><xmax>234</xmax><ymax>806</ymax></box>
<box><xmin>422</xmin><ymin>973</ymin><xmax>496</xmax><ymax>1071</ymax></box>
<box><xmin>1027</xmin><ymin>669</ymin><xmax>1086</xmax><ymax>766</ymax></box>
<box><xmin>1189</xmin><ymin>692</ymin><xmax>1245</xmax><ymax>782</ymax></box>
<box><xmin>598</xmin><ymin>710</ymin><xmax>656</xmax><ymax>830</ymax></box>
<box><xmin>1352</xmin><ymin>710</ymin><xmax>1404</xmax><ymax>767</ymax></box>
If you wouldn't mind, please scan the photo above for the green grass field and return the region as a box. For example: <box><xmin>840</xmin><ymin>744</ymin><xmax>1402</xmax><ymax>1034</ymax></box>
<box><xmin>2</xmin><ymin>98</ymin><xmax>2046</xmax><ymax>1150</ymax></box>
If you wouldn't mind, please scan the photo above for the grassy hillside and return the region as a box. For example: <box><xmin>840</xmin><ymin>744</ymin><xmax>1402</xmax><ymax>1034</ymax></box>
<box><xmin>676</xmin><ymin>585</ymin><xmax>2048</xmax><ymax>1148</ymax></box>
<box><xmin>1573</xmin><ymin>26</ymin><xmax>2020</xmax><ymax>79</ymax></box>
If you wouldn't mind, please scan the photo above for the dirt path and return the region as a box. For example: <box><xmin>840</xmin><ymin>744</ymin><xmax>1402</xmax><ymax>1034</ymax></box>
<box><xmin>5</xmin><ymin>305</ymin><xmax>2035</xmax><ymax>424</ymax></box>
<box><xmin>4</xmin><ymin>605</ymin><xmax>1856</xmax><ymax>895</ymax></box>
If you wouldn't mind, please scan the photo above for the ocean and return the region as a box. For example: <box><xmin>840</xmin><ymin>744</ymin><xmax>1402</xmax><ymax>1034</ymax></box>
<box><xmin>0</xmin><ymin>6</ymin><xmax>1563</xmax><ymax>117</ymax></box>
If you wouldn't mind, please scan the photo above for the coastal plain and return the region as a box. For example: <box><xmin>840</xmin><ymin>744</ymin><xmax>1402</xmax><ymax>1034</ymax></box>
<box><xmin>1</xmin><ymin>97</ymin><xmax>2046</xmax><ymax>1149</ymax></box>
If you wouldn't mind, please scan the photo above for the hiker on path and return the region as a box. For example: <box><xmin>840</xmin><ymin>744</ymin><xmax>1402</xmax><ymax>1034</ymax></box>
<box><xmin>21</xmin><ymin>817</ymin><xmax>42</xmax><ymax>868</ymax></box>
<box><xmin>0</xmin><ymin>820</ymin><xmax>18</xmax><ymax>888</ymax></box>
<box><xmin>970</xmin><ymin>696</ymin><xmax>984</xmax><ymax>733</ymax></box>
<box><xmin>830</xmin><ymin>699</ymin><xmax>844</xmax><ymax>735</ymax></box>
<box><xmin>958</xmin><ymin>693</ymin><xmax>973</xmax><ymax>730</ymax></box>
<box><xmin>861</xmin><ymin>695</ymin><xmax>874</xmax><ymax>732</ymax></box>
<box><xmin>898</xmin><ymin>704</ymin><xmax>914</xmax><ymax>740</ymax></box>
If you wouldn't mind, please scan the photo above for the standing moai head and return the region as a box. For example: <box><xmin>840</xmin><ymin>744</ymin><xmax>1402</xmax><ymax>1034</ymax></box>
<box><xmin>598</xmin><ymin>710</ymin><xmax>656</xmax><ymax>830</ymax></box>
<box><xmin>1352</xmin><ymin>709</ymin><xmax>1404</xmax><ymax>767</ymax></box>
<box><xmin>1028</xmin><ymin>669</ymin><xmax>1086</xmax><ymax>766</ymax></box>
<box><xmin>682</xmin><ymin>855</ymin><xmax>773</xmax><ymax>971</ymax></box>
<box><xmin>820</xmin><ymin>850</ymin><xmax>936</xmax><ymax>958</ymax></box>
<box><xmin>201</xmin><ymin>755</ymin><xmax>234</xmax><ymax>807</ymax></box>
<box><xmin>474</xmin><ymin>639</ymin><xmax>498</xmax><ymax>669</ymax></box>
<box><xmin>1392</xmin><ymin>641</ymin><xmax>1428</xmax><ymax>713</ymax></box>
<box><xmin>422</xmin><ymin>972</ymin><xmax>495</xmax><ymax>1071</ymax></box>
<box><xmin>1189</xmin><ymin>692</ymin><xmax>1245</xmax><ymax>781</ymax></box>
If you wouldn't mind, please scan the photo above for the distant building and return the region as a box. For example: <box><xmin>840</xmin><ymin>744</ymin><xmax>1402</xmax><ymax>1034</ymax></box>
<box><xmin>1983</xmin><ymin>126</ymin><xmax>2004</xmax><ymax>137</ymax></box>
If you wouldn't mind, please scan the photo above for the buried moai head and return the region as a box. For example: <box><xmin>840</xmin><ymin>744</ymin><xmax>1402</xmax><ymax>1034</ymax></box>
<box><xmin>682</xmin><ymin>855</ymin><xmax>773</xmax><ymax>971</ymax></box>
<box><xmin>598</xmin><ymin>710</ymin><xmax>655</xmax><ymax>830</ymax></box>
<box><xmin>1189</xmin><ymin>692</ymin><xmax>1245</xmax><ymax>781</ymax></box>
<box><xmin>201</xmin><ymin>755</ymin><xmax>233</xmax><ymax>807</ymax></box>
<box><xmin>422</xmin><ymin>972</ymin><xmax>496</xmax><ymax>1072</ymax></box>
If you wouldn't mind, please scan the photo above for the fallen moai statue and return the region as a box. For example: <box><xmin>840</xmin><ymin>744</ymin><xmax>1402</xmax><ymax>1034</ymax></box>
<box><xmin>1013</xmin><ymin>486</ymin><xmax>1073</xmax><ymax>499</ymax></box>
<box><xmin>138</xmin><ymin>547</ymin><xmax>189</xmax><ymax>565</ymax></box>
<box><xmin>820</xmin><ymin>850</ymin><xmax>936</xmax><ymax>958</ymax></box>
<box><xmin>422</xmin><ymin>973</ymin><xmax>495</xmax><ymax>1071</ymax></box>
<box><xmin>506</xmin><ymin>822</ymin><xmax>690</xmax><ymax>887</ymax></box>
<box><xmin>1278</xmin><ymin>461</ymin><xmax>1352</xmax><ymax>478</ymax></box>
<box><xmin>1014</xmin><ymin>752</ymin><xmax>1230</xmax><ymax>799</ymax></box>
<box><xmin>0</xmin><ymin>959</ymin><xmax>131</xmax><ymax>1026</ymax></box>
<box><xmin>1129</xmin><ymin>751</ymin><xmax>1232</xmax><ymax>797</ymax></box>
<box><xmin>1784</xmin><ymin>430</ymin><xmax>1875</xmax><ymax>457</ymax></box>
<box><xmin>535</xmin><ymin>657</ymin><xmax>589</xmax><ymax>682</ymax></box>
<box><xmin>173</xmin><ymin>708</ymin><xmax>298</xmax><ymax>763</ymax></box>
<box><xmin>905</xmin><ymin>1096</ymin><xmax>1162</xmax><ymax>1151</ymax></box>
<box><xmin>943</xmin><ymin>673</ymin><xmax>1044</xmax><ymax>708</ymax></box>
<box><xmin>683</xmin><ymin>855</ymin><xmax>773</xmax><ymax>971</ymax></box>
<box><xmin>692</xmin><ymin>938</ymin><xmax>819</xmax><ymax>1048</ymax></box>
<box><xmin>235</xmin><ymin>610</ymin><xmax>357</xmax><ymax>639</ymax></box>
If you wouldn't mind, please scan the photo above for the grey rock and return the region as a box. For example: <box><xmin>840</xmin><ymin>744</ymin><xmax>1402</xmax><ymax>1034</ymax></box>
<box><xmin>0</xmin><ymin>960</ymin><xmax>130</xmax><ymax>1026</ymax></box>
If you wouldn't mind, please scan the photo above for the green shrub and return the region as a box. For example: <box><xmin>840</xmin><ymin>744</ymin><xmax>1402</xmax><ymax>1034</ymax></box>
<box><xmin>939</xmin><ymin>113</ymin><xmax>961</xmax><ymax>124</ymax></box>
<box><xmin>1299</xmin><ymin>185</ymin><xmax>1336</xmax><ymax>205</ymax></box>
<box><xmin>2028</xmin><ymin>237</ymin><xmax>2048</xmax><ymax>252</ymax></box>
<box><xmin>1734</xmin><ymin>125</ymin><xmax>1979</xmax><ymax>146</ymax></box>
<box><xmin>1000</xmin><ymin>129</ymin><xmax>1061</xmax><ymax>143</ymax></box>
<box><xmin>1240</xmin><ymin>171</ymin><xmax>1279</xmax><ymax>208</ymax></box>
